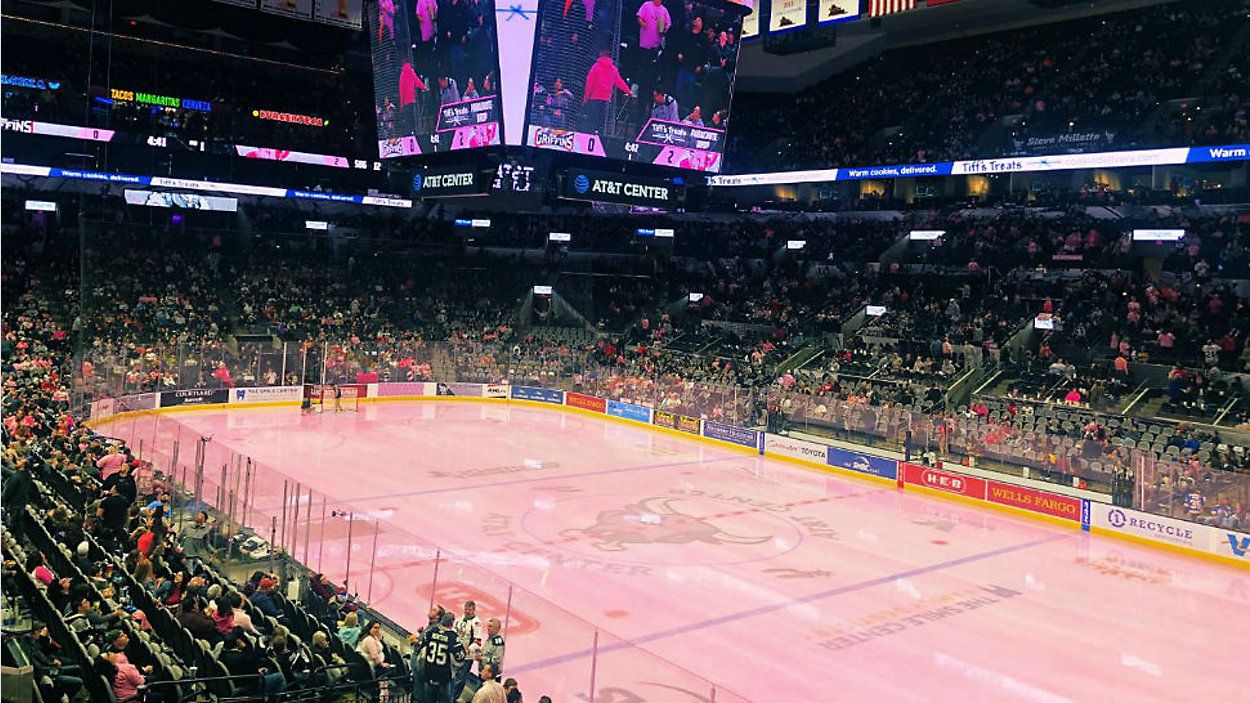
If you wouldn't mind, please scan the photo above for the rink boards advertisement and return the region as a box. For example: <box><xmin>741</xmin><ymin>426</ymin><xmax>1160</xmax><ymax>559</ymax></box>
<box><xmin>764</xmin><ymin>434</ymin><xmax>830</xmax><ymax>463</ymax></box>
<box><xmin>510</xmin><ymin>385</ymin><xmax>564</xmax><ymax>404</ymax></box>
<box><xmin>703</xmin><ymin>420</ymin><xmax>760</xmax><ymax>449</ymax></box>
<box><xmin>160</xmin><ymin>389</ymin><xmax>230</xmax><ymax>407</ymax></box>
<box><xmin>606</xmin><ymin>400</ymin><xmax>652</xmax><ymax>423</ymax></box>
<box><xmin>987</xmin><ymin>481</ymin><xmax>1080</xmax><ymax>522</ymax></box>
<box><xmin>565</xmin><ymin>392</ymin><xmax>607</xmax><ymax>413</ymax></box>
<box><xmin>86</xmin><ymin>382</ymin><xmax>1247</xmax><ymax>564</ymax></box>
<box><xmin>901</xmin><ymin>462</ymin><xmax>987</xmax><ymax>499</ymax></box>
<box><xmin>1086</xmin><ymin>501</ymin><xmax>1249</xmax><ymax>562</ymax></box>
<box><xmin>375</xmin><ymin>382</ymin><xmax>437</xmax><ymax>397</ymax></box>
<box><xmin>229</xmin><ymin>386</ymin><xmax>304</xmax><ymax>403</ymax></box>
<box><xmin>438</xmin><ymin>382</ymin><xmax>488</xmax><ymax>397</ymax></box>
<box><xmin>828</xmin><ymin>446</ymin><xmax>898</xmax><ymax>481</ymax></box>
<box><xmin>653</xmin><ymin>410</ymin><xmax>701</xmax><ymax>435</ymax></box>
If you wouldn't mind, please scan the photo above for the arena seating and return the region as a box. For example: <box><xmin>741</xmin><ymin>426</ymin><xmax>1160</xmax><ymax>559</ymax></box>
<box><xmin>0</xmin><ymin>243</ymin><xmax>536</xmax><ymax>702</ymax></box>
<box><xmin>4</xmin><ymin>192</ymin><xmax>1248</xmax><ymax>703</ymax></box>
<box><xmin>729</xmin><ymin>0</ymin><xmax>1250</xmax><ymax>171</ymax></box>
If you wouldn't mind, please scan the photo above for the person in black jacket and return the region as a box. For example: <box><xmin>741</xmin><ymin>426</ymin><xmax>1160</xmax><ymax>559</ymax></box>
<box><xmin>101</xmin><ymin>462</ymin><xmax>137</xmax><ymax>503</ymax></box>
<box><xmin>22</xmin><ymin>623</ymin><xmax>85</xmax><ymax>700</ymax></box>
<box><xmin>2</xmin><ymin>458</ymin><xmax>34</xmax><ymax>539</ymax></box>
<box><xmin>219</xmin><ymin>629</ymin><xmax>286</xmax><ymax>696</ymax></box>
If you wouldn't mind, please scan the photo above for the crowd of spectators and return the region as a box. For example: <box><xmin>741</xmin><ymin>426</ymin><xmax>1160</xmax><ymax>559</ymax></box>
<box><xmin>3</xmin><ymin>185</ymin><xmax>1249</xmax><ymax>703</ymax></box>
<box><xmin>729</xmin><ymin>0</ymin><xmax>1250</xmax><ymax>171</ymax></box>
<box><xmin>3</xmin><ymin>238</ymin><xmax>542</xmax><ymax>702</ymax></box>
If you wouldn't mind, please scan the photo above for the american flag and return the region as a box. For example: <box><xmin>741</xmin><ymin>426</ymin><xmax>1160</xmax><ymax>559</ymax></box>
<box><xmin>869</xmin><ymin>0</ymin><xmax>916</xmax><ymax>16</ymax></box>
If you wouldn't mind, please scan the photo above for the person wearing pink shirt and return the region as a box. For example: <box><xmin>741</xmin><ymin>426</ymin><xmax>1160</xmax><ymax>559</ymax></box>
<box><xmin>96</xmin><ymin>450</ymin><xmax>127</xmax><ymax>478</ymax></box>
<box><xmin>101</xmin><ymin>651</ymin><xmax>147</xmax><ymax>702</ymax></box>
<box><xmin>378</xmin><ymin>0</ymin><xmax>396</xmax><ymax>41</ymax></box>
<box><xmin>28</xmin><ymin>553</ymin><xmax>55</xmax><ymax>587</ymax></box>
<box><xmin>636</xmin><ymin>0</ymin><xmax>670</xmax><ymax>51</ymax></box>
<box><xmin>399</xmin><ymin>62</ymin><xmax>428</xmax><ymax>107</ymax></box>
<box><xmin>580</xmin><ymin>50</ymin><xmax>635</xmax><ymax>133</ymax></box>
<box><xmin>416</xmin><ymin>0</ymin><xmax>438</xmax><ymax>45</ymax></box>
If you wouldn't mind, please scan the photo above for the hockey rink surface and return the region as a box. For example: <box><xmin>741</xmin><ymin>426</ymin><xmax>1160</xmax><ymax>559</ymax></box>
<box><xmin>108</xmin><ymin>402</ymin><xmax>1249</xmax><ymax>703</ymax></box>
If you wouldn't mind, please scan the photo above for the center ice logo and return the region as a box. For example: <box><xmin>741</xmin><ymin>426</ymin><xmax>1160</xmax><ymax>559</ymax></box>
<box><xmin>562</xmin><ymin>496</ymin><xmax>771</xmax><ymax>552</ymax></box>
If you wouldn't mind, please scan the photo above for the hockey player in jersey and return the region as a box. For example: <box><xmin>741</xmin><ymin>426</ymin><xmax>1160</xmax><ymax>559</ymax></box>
<box><xmin>422</xmin><ymin>613</ymin><xmax>464</xmax><ymax>703</ymax></box>
<box><xmin>453</xmin><ymin>601</ymin><xmax>484</xmax><ymax>699</ymax></box>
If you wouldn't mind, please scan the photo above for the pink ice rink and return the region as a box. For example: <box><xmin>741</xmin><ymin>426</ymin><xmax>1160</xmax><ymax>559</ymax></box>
<box><xmin>106</xmin><ymin>402</ymin><xmax>1249</xmax><ymax>703</ymax></box>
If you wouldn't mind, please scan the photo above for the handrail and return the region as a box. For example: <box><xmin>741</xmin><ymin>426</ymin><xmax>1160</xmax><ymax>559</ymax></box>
<box><xmin>142</xmin><ymin>664</ymin><xmax>356</xmax><ymax>693</ymax></box>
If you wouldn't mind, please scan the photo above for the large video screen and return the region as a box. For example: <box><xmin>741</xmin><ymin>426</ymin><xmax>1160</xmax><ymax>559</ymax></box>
<box><xmin>523</xmin><ymin>0</ymin><xmax>745</xmax><ymax>172</ymax></box>
<box><xmin>368</xmin><ymin>0</ymin><xmax>505</xmax><ymax>157</ymax></box>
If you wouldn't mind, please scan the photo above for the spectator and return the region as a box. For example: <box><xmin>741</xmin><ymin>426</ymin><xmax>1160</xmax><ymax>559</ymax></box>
<box><xmin>22</xmin><ymin>624</ymin><xmax>85</xmax><ymax>701</ymax></box>
<box><xmin>249</xmin><ymin>577</ymin><xmax>285</xmax><ymax>621</ymax></box>
<box><xmin>180</xmin><ymin>511</ymin><xmax>212</xmax><ymax>569</ymax></box>
<box><xmin>338</xmin><ymin>611</ymin><xmax>362</xmax><ymax>647</ymax></box>
<box><xmin>177</xmin><ymin>598</ymin><xmax>218</xmax><ymax>642</ymax></box>
<box><xmin>472</xmin><ymin>665</ymin><xmax>506</xmax><ymax>703</ymax></box>
<box><xmin>103</xmin><ymin>650</ymin><xmax>148</xmax><ymax>702</ymax></box>
<box><xmin>356</xmin><ymin>621</ymin><xmax>392</xmax><ymax>672</ymax></box>
<box><xmin>219</xmin><ymin>629</ymin><xmax>286</xmax><ymax>697</ymax></box>
<box><xmin>3</xmin><ymin>459</ymin><xmax>34</xmax><ymax>539</ymax></box>
<box><xmin>212</xmin><ymin>595</ymin><xmax>235</xmax><ymax>636</ymax></box>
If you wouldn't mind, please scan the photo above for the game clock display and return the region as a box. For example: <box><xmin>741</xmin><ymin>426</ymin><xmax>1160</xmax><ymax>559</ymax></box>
<box><xmin>523</xmin><ymin>0</ymin><xmax>746</xmax><ymax>172</ymax></box>
<box><xmin>368</xmin><ymin>0</ymin><xmax>505</xmax><ymax>156</ymax></box>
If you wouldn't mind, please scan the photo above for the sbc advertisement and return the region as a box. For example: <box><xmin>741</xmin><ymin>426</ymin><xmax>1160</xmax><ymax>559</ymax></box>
<box><xmin>368</xmin><ymin>0</ymin><xmax>504</xmax><ymax>157</ymax></box>
<box><xmin>827</xmin><ymin>446</ymin><xmax>898</xmax><ymax>481</ymax></box>
<box><xmin>524</xmin><ymin>0</ymin><xmax>746</xmax><ymax>172</ymax></box>
<box><xmin>607</xmin><ymin>399</ymin><xmax>651</xmax><ymax>423</ymax></box>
